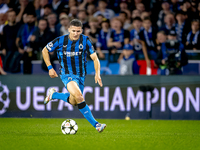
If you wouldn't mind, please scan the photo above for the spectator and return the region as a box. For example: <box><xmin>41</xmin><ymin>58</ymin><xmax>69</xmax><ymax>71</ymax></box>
<box><xmin>130</xmin><ymin>17</ymin><xmax>143</xmax><ymax>47</ymax></box>
<box><xmin>15</xmin><ymin>0</ymin><xmax>35</xmax><ymax>23</ymax></box>
<box><xmin>155</xmin><ymin>30</ymin><xmax>188</xmax><ymax>75</ymax></box>
<box><xmin>47</xmin><ymin>13</ymin><xmax>59</xmax><ymax>36</ymax></box>
<box><xmin>141</xmin><ymin>11</ymin><xmax>150</xmax><ymax>21</ymax></box>
<box><xmin>118</xmin><ymin>0</ymin><xmax>131</xmax><ymax>19</ymax></box>
<box><xmin>118</xmin><ymin>11</ymin><xmax>131</xmax><ymax>30</ymax></box>
<box><xmin>85</xmin><ymin>17</ymin><xmax>100</xmax><ymax>48</ymax></box>
<box><xmin>68</xmin><ymin>0</ymin><xmax>78</xmax><ymax>7</ymax></box>
<box><xmin>42</xmin><ymin>4</ymin><xmax>53</xmax><ymax>20</ymax></box>
<box><xmin>77</xmin><ymin>10</ymin><xmax>89</xmax><ymax>31</ymax></box>
<box><xmin>2</xmin><ymin>10</ymin><xmax>22</xmax><ymax>73</ymax></box>
<box><xmin>175</xmin><ymin>11</ymin><xmax>190</xmax><ymax>44</ymax></box>
<box><xmin>51</xmin><ymin>0</ymin><xmax>68</xmax><ymax>16</ymax></box>
<box><xmin>157</xmin><ymin>1</ymin><xmax>172</xmax><ymax>28</ymax></box>
<box><xmin>87</xmin><ymin>3</ymin><xmax>96</xmax><ymax>18</ymax></box>
<box><xmin>159</xmin><ymin>13</ymin><xmax>176</xmax><ymax>35</ymax></box>
<box><xmin>34</xmin><ymin>0</ymin><xmax>40</xmax><ymax>12</ymax></box>
<box><xmin>171</xmin><ymin>0</ymin><xmax>181</xmax><ymax>13</ymax></box>
<box><xmin>96</xmin><ymin>18</ymin><xmax>112</xmax><ymax>59</ymax></box>
<box><xmin>35</xmin><ymin>0</ymin><xmax>49</xmax><ymax>20</ymax></box>
<box><xmin>30</xmin><ymin>19</ymin><xmax>56</xmax><ymax>52</ymax></box>
<box><xmin>136</xmin><ymin>3</ymin><xmax>145</xmax><ymax>13</ymax></box>
<box><xmin>130</xmin><ymin>17</ymin><xmax>143</xmax><ymax>56</ymax></box>
<box><xmin>186</xmin><ymin>19</ymin><xmax>200</xmax><ymax>50</ymax></box>
<box><xmin>78</xmin><ymin>0</ymin><xmax>96</xmax><ymax>10</ymax></box>
<box><xmin>0</xmin><ymin>13</ymin><xmax>6</xmax><ymax>34</ymax></box>
<box><xmin>131</xmin><ymin>0</ymin><xmax>143</xmax><ymax>11</ymax></box>
<box><xmin>30</xmin><ymin>19</ymin><xmax>57</xmax><ymax>71</ymax></box>
<box><xmin>59</xmin><ymin>14</ymin><xmax>70</xmax><ymax>35</ymax></box>
<box><xmin>16</xmin><ymin>11</ymin><xmax>37</xmax><ymax>74</ymax></box>
<box><xmin>108</xmin><ymin>17</ymin><xmax>130</xmax><ymax>62</ymax></box>
<box><xmin>131</xmin><ymin>9</ymin><xmax>141</xmax><ymax>20</ymax></box>
<box><xmin>180</xmin><ymin>0</ymin><xmax>196</xmax><ymax>23</ymax></box>
<box><xmin>130</xmin><ymin>17</ymin><xmax>150</xmax><ymax>67</ymax></box>
<box><xmin>93</xmin><ymin>0</ymin><xmax>115</xmax><ymax>20</ymax></box>
<box><xmin>156</xmin><ymin>31</ymin><xmax>167</xmax><ymax>51</ymax></box>
<box><xmin>119</xmin><ymin>44</ymin><xmax>139</xmax><ymax>75</ymax></box>
<box><xmin>139</xmin><ymin>17</ymin><xmax>158</xmax><ymax>60</ymax></box>
<box><xmin>68</xmin><ymin>6</ymin><xmax>78</xmax><ymax>20</ymax></box>
<box><xmin>96</xmin><ymin>14</ymin><xmax>104</xmax><ymax>27</ymax></box>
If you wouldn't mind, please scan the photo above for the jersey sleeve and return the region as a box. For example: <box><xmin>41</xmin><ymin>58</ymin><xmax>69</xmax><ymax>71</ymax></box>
<box><xmin>46</xmin><ymin>37</ymin><xmax>59</xmax><ymax>52</ymax></box>
<box><xmin>86</xmin><ymin>37</ymin><xmax>95</xmax><ymax>55</ymax></box>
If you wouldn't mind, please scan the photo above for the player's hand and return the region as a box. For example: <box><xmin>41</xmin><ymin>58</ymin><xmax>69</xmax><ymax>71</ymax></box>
<box><xmin>49</xmin><ymin>68</ymin><xmax>58</xmax><ymax>78</ymax></box>
<box><xmin>95</xmin><ymin>73</ymin><xmax>103</xmax><ymax>87</ymax></box>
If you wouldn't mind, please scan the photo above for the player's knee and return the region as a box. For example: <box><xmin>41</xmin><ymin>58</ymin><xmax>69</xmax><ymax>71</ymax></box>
<box><xmin>75</xmin><ymin>94</ymin><xmax>84</xmax><ymax>103</ymax></box>
<box><xmin>68</xmin><ymin>95</ymin><xmax>77</xmax><ymax>106</ymax></box>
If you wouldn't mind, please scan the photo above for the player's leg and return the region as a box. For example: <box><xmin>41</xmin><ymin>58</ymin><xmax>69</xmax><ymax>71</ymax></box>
<box><xmin>67</xmin><ymin>81</ymin><xmax>99</xmax><ymax>128</ymax></box>
<box><xmin>44</xmin><ymin>88</ymin><xmax>78</xmax><ymax>106</ymax></box>
<box><xmin>44</xmin><ymin>75</ymin><xmax>75</xmax><ymax>105</ymax></box>
<box><xmin>44</xmin><ymin>88</ymin><xmax>71</xmax><ymax>104</ymax></box>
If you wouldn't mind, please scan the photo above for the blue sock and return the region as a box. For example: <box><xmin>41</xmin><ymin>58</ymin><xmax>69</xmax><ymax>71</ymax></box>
<box><xmin>78</xmin><ymin>101</ymin><xmax>98</xmax><ymax>127</ymax></box>
<box><xmin>52</xmin><ymin>92</ymin><xmax>70</xmax><ymax>103</ymax></box>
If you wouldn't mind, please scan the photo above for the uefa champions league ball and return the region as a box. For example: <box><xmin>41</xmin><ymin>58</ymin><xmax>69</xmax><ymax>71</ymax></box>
<box><xmin>61</xmin><ymin>119</ymin><xmax>78</xmax><ymax>135</ymax></box>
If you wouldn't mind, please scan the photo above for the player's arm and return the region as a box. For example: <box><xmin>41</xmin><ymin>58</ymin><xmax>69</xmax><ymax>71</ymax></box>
<box><xmin>90</xmin><ymin>52</ymin><xmax>103</xmax><ymax>87</ymax></box>
<box><xmin>42</xmin><ymin>47</ymin><xmax>58</xmax><ymax>78</ymax></box>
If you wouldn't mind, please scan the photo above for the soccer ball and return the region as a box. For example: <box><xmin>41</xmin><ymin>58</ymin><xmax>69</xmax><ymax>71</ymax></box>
<box><xmin>61</xmin><ymin>119</ymin><xmax>78</xmax><ymax>135</ymax></box>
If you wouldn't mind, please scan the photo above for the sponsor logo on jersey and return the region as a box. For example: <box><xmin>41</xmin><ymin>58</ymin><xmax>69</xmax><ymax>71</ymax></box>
<box><xmin>63</xmin><ymin>51</ymin><xmax>82</xmax><ymax>57</ymax></box>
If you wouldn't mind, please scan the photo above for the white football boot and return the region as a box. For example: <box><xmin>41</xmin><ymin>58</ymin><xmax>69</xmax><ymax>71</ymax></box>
<box><xmin>96</xmin><ymin>123</ymin><xmax>106</xmax><ymax>133</ymax></box>
<box><xmin>44</xmin><ymin>88</ymin><xmax>56</xmax><ymax>104</ymax></box>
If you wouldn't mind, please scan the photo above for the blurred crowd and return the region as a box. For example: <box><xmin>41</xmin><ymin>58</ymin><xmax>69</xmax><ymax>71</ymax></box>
<box><xmin>0</xmin><ymin>0</ymin><xmax>199</xmax><ymax>75</ymax></box>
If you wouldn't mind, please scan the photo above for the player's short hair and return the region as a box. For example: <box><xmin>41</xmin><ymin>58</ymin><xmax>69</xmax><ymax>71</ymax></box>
<box><xmin>69</xmin><ymin>19</ymin><xmax>83</xmax><ymax>28</ymax></box>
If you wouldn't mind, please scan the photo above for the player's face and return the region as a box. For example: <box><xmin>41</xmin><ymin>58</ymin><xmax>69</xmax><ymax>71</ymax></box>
<box><xmin>68</xmin><ymin>26</ymin><xmax>83</xmax><ymax>40</ymax></box>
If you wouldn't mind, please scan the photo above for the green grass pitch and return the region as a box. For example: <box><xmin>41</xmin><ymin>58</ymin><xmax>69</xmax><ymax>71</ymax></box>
<box><xmin>0</xmin><ymin>118</ymin><xmax>200</xmax><ymax>150</ymax></box>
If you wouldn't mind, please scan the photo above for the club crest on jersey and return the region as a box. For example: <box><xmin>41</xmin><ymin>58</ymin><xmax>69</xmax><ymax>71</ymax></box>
<box><xmin>79</xmin><ymin>44</ymin><xmax>84</xmax><ymax>49</ymax></box>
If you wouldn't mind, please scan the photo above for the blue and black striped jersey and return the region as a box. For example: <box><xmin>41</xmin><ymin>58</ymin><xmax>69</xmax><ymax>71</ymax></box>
<box><xmin>46</xmin><ymin>34</ymin><xmax>95</xmax><ymax>77</ymax></box>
